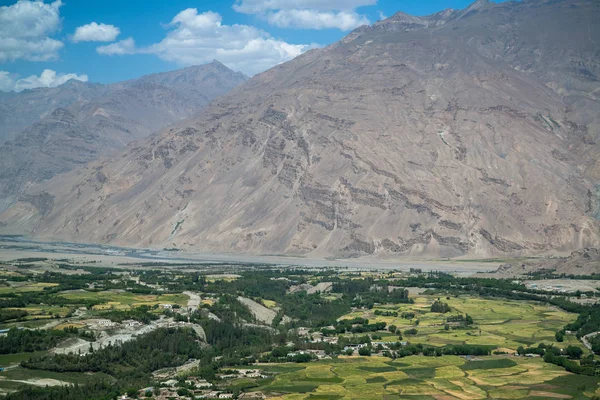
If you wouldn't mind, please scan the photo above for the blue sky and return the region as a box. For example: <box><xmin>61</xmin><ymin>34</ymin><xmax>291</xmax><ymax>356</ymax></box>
<box><xmin>0</xmin><ymin>0</ymin><xmax>491</xmax><ymax>91</ymax></box>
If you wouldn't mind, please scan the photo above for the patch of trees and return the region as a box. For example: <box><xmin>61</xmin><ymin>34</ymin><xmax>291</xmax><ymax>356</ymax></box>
<box><xmin>446</xmin><ymin>314</ymin><xmax>473</xmax><ymax>325</ymax></box>
<box><xmin>387</xmin><ymin>343</ymin><xmax>494</xmax><ymax>358</ymax></box>
<box><xmin>280</xmin><ymin>292</ymin><xmax>351</xmax><ymax>327</ymax></box>
<box><xmin>516</xmin><ymin>343</ymin><xmax>595</xmax><ymax>375</ymax></box>
<box><xmin>430</xmin><ymin>300</ymin><xmax>451</xmax><ymax>313</ymax></box>
<box><xmin>325</xmin><ymin>318</ymin><xmax>387</xmax><ymax>335</ymax></box>
<box><xmin>347</xmin><ymin>322</ymin><xmax>387</xmax><ymax>334</ymax></box>
<box><xmin>5</xmin><ymin>379</ymin><xmax>119</xmax><ymax>400</ymax></box>
<box><xmin>0</xmin><ymin>328</ymin><xmax>70</xmax><ymax>354</ymax></box>
<box><xmin>589</xmin><ymin>335</ymin><xmax>600</xmax><ymax>354</ymax></box>
<box><xmin>564</xmin><ymin>306</ymin><xmax>600</xmax><ymax>340</ymax></box>
<box><xmin>358</xmin><ymin>346</ymin><xmax>372</xmax><ymax>356</ymax></box>
<box><xmin>374</xmin><ymin>310</ymin><xmax>398</xmax><ymax>317</ymax></box>
<box><xmin>11</xmin><ymin>328</ymin><xmax>205</xmax><ymax>400</ymax></box>
<box><xmin>208</xmin><ymin>295</ymin><xmax>256</xmax><ymax>323</ymax></box>
<box><xmin>262</xmin><ymin>347</ymin><xmax>317</xmax><ymax>363</ymax></box>
<box><xmin>0</xmin><ymin>308</ymin><xmax>28</xmax><ymax>322</ymax></box>
<box><xmin>202</xmin><ymin>319</ymin><xmax>277</xmax><ymax>357</ymax></box>
<box><xmin>97</xmin><ymin>305</ymin><xmax>158</xmax><ymax>324</ymax></box>
<box><xmin>22</xmin><ymin>327</ymin><xmax>203</xmax><ymax>377</ymax></box>
<box><xmin>544</xmin><ymin>352</ymin><xmax>595</xmax><ymax>375</ymax></box>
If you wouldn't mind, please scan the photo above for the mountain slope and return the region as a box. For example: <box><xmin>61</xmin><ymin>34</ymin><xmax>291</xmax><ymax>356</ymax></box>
<box><xmin>2</xmin><ymin>0</ymin><xmax>599</xmax><ymax>258</ymax></box>
<box><xmin>0</xmin><ymin>81</ymin><xmax>108</xmax><ymax>144</ymax></box>
<box><xmin>0</xmin><ymin>61</ymin><xmax>247</xmax><ymax>211</ymax></box>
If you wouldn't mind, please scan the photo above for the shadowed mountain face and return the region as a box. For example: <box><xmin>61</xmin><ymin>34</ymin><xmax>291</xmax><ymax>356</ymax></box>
<box><xmin>2</xmin><ymin>0</ymin><xmax>599</xmax><ymax>258</ymax></box>
<box><xmin>0</xmin><ymin>62</ymin><xmax>247</xmax><ymax>211</ymax></box>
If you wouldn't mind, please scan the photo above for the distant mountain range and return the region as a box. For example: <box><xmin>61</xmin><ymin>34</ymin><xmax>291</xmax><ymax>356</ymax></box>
<box><xmin>1</xmin><ymin>0</ymin><xmax>599</xmax><ymax>258</ymax></box>
<box><xmin>0</xmin><ymin>61</ymin><xmax>247</xmax><ymax>211</ymax></box>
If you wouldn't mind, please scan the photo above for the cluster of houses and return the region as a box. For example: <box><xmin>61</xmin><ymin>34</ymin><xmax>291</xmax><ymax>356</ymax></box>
<box><xmin>118</xmin><ymin>371</ymin><xmax>269</xmax><ymax>399</ymax></box>
<box><xmin>90</xmin><ymin>318</ymin><xmax>143</xmax><ymax>329</ymax></box>
<box><xmin>218</xmin><ymin>369</ymin><xmax>268</xmax><ymax>380</ymax></box>
<box><xmin>296</xmin><ymin>326</ymin><xmax>338</xmax><ymax>344</ymax></box>
<box><xmin>285</xmin><ymin>349</ymin><xmax>331</xmax><ymax>360</ymax></box>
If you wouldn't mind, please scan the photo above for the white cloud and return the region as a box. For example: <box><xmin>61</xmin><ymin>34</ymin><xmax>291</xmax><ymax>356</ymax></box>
<box><xmin>0</xmin><ymin>71</ymin><xmax>15</xmax><ymax>92</ymax></box>
<box><xmin>97</xmin><ymin>37</ymin><xmax>136</xmax><ymax>55</ymax></box>
<box><xmin>233</xmin><ymin>0</ymin><xmax>377</xmax><ymax>13</ymax></box>
<box><xmin>0</xmin><ymin>0</ymin><xmax>64</xmax><ymax>62</ymax></box>
<box><xmin>267</xmin><ymin>10</ymin><xmax>369</xmax><ymax>30</ymax></box>
<box><xmin>73</xmin><ymin>22</ymin><xmax>120</xmax><ymax>42</ymax></box>
<box><xmin>234</xmin><ymin>0</ymin><xmax>374</xmax><ymax>31</ymax></box>
<box><xmin>0</xmin><ymin>69</ymin><xmax>88</xmax><ymax>92</ymax></box>
<box><xmin>96</xmin><ymin>9</ymin><xmax>317</xmax><ymax>76</ymax></box>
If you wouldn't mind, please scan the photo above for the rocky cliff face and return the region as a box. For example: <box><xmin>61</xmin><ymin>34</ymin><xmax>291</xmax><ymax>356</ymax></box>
<box><xmin>2</xmin><ymin>0</ymin><xmax>599</xmax><ymax>258</ymax></box>
<box><xmin>0</xmin><ymin>61</ymin><xmax>247</xmax><ymax>211</ymax></box>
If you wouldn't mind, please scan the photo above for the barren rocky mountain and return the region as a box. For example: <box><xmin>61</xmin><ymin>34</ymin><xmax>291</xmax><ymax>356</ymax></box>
<box><xmin>0</xmin><ymin>61</ymin><xmax>247</xmax><ymax>211</ymax></box>
<box><xmin>0</xmin><ymin>80</ymin><xmax>108</xmax><ymax>144</ymax></box>
<box><xmin>2</xmin><ymin>0</ymin><xmax>599</xmax><ymax>258</ymax></box>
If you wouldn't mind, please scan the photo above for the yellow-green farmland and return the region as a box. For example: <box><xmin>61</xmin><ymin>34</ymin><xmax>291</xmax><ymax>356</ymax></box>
<box><xmin>258</xmin><ymin>356</ymin><xmax>600</xmax><ymax>399</ymax></box>
<box><xmin>57</xmin><ymin>290</ymin><xmax>188</xmax><ymax>309</ymax></box>
<box><xmin>340</xmin><ymin>295</ymin><xmax>580</xmax><ymax>350</ymax></box>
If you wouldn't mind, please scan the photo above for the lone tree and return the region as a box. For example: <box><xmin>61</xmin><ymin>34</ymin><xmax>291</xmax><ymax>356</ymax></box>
<box><xmin>566</xmin><ymin>345</ymin><xmax>583</xmax><ymax>359</ymax></box>
<box><xmin>465</xmin><ymin>314</ymin><xmax>474</xmax><ymax>325</ymax></box>
<box><xmin>358</xmin><ymin>346</ymin><xmax>372</xmax><ymax>356</ymax></box>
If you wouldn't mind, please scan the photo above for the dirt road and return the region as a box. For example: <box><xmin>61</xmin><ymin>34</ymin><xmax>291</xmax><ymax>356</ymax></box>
<box><xmin>184</xmin><ymin>291</ymin><xmax>201</xmax><ymax>312</ymax></box>
<box><xmin>582</xmin><ymin>332</ymin><xmax>599</xmax><ymax>350</ymax></box>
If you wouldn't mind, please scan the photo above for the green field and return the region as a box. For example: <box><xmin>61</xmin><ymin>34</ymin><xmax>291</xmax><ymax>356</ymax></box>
<box><xmin>0</xmin><ymin>282</ymin><xmax>59</xmax><ymax>295</ymax></box>
<box><xmin>57</xmin><ymin>290</ymin><xmax>188</xmax><ymax>309</ymax></box>
<box><xmin>258</xmin><ymin>356</ymin><xmax>600</xmax><ymax>399</ymax></box>
<box><xmin>3</xmin><ymin>305</ymin><xmax>72</xmax><ymax>321</ymax></box>
<box><xmin>0</xmin><ymin>352</ymin><xmax>47</xmax><ymax>367</ymax></box>
<box><xmin>340</xmin><ymin>296</ymin><xmax>581</xmax><ymax>351</ymax></box>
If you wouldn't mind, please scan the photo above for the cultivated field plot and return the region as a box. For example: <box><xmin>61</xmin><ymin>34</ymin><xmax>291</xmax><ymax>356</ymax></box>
<box><xmin>57</xmin><ymin>290</ymin><xmax>188</xmax><ymax>310</ymax></box>
<box><xmin>2</xmin><ymin>305</ymin><xmax>72</xmax><ymax>321</ymax></box>
<box><xmin>341</xmin><ymin>296</ymin><xmax>579</xmax><ymax>350</ymax></box>
<box><xmin>0</xmin><ymin>282</ymin><xmax>58</xmax><ymax>295</ymax></box>
<box><xmin>260</xmin><ymin>356</ymin><xmax>600</xmax><ymax>399</ymax></box>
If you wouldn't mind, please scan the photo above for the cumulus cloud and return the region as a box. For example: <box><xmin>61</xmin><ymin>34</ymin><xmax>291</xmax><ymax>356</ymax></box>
<box><xmin>73</xmin><ymin>22</ymin><xmax>120</xmax><ymax>42</ymax></box>
<box><xmin>233</xmin><ymin>0</ymin><xmax>377</xmax><ymax>13</ymax></box>
<box><xmin>97</xmin><ymin>37</ymin><xmax>136</xmax><ymax>55</ymax></box>
<box><xmin>96</xmin><ymin>9</ymin><xmax>317</xmax><ymax>76</ymax></box>
<box><xmin>0</xmin><ymin>69</ymin><xmax>88</xmax><ymax>92</ymax></box>
<box><xmin>267</xmin><ymin>10</ymin><xmax>369</xmax><ymax>30</ymax></box>
<box><xmin>0</xmin><ymin>0</ymin><xmax>64</xmax><ymax>62</ymax></box>
<box><xmin>233</xmin><ymin>0</ymin><xmax>374</xmax><ymax>30</ymax></box>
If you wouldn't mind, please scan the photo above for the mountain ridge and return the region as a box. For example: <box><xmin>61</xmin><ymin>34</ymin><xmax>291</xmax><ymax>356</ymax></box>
<box><xmin>0</xmin><ymin>62</ymin><xmax>248</xmax><ymax>212</ymax></box>
<box><xmin>2</xmin><ymin>0</ymin><xmax>599</xmax><ymax>259</ymax></box>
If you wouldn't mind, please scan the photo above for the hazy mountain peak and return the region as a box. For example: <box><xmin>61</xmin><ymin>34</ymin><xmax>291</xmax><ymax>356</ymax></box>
<box><xmin>60</xmin><ymin>79</ymin><xmax>92</xmax><ymax>89</ymax></box>
<box><xmin>0</xmin><ymin>62</ymin><xmax>247</xmax><ymax>212</ymax></box>
<box><xmin>386</xmin><ymin>12</ymin><xmax>426</xmax><ymax>24</ymax></box>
